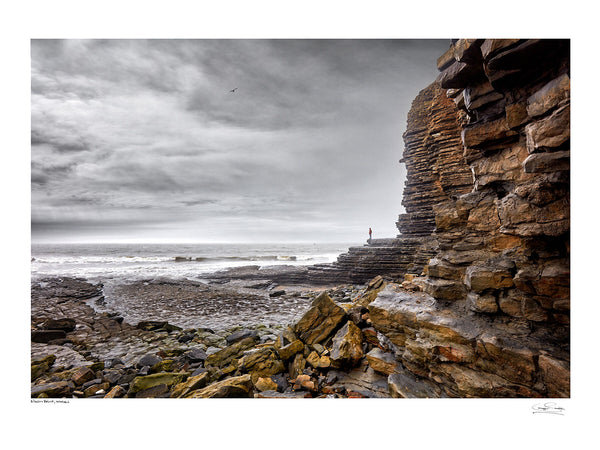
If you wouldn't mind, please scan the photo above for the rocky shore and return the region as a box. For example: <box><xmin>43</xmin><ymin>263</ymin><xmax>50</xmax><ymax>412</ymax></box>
<box><xmin>30</xmin><ymin>38</ymin><xmax>570</xmax><ymax>399</ymax></box>
<box><xmin>31</xmin><ymin>270</ymin><xmax>567</xmax><ymax>398</ymax></box>
<box><xmin>31</xmin><ymin>275</ymin><xmax>405</xmax><ymax>398</ymax></box>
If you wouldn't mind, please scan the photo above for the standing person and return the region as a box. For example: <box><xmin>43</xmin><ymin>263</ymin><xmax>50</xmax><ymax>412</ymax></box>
<box><xmin>369</xmin><ymin>227</ymin><xmax>372</xmax><ymax>241</ymax></box>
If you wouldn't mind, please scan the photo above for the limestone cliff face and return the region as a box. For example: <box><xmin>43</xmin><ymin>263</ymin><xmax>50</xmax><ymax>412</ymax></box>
<box><xmin>313</xmin><ymin>39</ymin><xmax>570</xmax><ymax>398</ymax></box>
<box><xmin>422</xmin><ymin>39</ymin><xmax>570</xmax><ymax>325</ymax></box>
<box><xmin>364</xmin><ymin>39</ymin><xmax>570</xmax><ymax>398</ymax></box>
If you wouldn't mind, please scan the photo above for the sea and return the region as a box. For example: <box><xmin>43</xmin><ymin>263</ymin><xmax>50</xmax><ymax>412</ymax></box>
<box><xmin>31</xmin><ymin>242</ymin><xmax>355</xmax><ymax>282</ymax></box>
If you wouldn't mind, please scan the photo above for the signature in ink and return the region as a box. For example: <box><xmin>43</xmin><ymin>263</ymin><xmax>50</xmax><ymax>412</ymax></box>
<box><xmin>532</xmin><ymin>402</ymin><xmax>565</xmax><ymax>415</ymax></box>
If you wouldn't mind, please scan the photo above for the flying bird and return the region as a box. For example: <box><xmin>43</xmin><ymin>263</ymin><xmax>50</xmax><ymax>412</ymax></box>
<box><xmin>229</xmin><ymin>87</ymin><xmax>238</xmax><ymax>93</ymax></box>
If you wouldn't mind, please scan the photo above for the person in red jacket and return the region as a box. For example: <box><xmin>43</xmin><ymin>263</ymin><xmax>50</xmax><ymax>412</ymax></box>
<box><xmin>369</xmin><ymin>227</ymin><xmax>372</xmax><ymax>241</ymax></box>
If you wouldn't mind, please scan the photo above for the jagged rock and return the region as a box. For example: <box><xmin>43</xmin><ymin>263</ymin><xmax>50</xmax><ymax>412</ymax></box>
<box><xmin>254</xmin><ymin>377</ymin><xmax>279</xmax><ymax>392</ymax></box>
<box><xmin>225</xmin><ymin>329</ymin><xmax>259</xmax><ymax>345</ymax></box>
<box><xmin>288</xmin><ymin>353</ymin><xmax>306</xmax><ymax>379</ymax></box>
<box><xmin>523</xmin><ymin>151</ymin><xmax>570</xmax><ymax>174</ymax></box>
<box><xmin>276</xmin><ymin>339</ymin><xmax>304</xmax><ymax>361</ymax></box>
<box><xmin>71</xmin><ymin>366</ymin><xmax>96</xmax><ymax>386</ymax></box>
<box><xmin>84</xmin><ymin>382</ymin><xmax>111</xmax><ymax>397</ymax></box>
<box><xmin>329</xmin><ymin>321</ymin><xmax>363</xmax><ymax>368</ymax></box>
<box><xmin>526</xmin><ymin>74</ymin><xmax>570</xmax><ymax>118</ymax></box>
<box><xmin>31</xmin><ymin>355</ymin><xmax>56</xmax><ymax>381</ymax></box>
<box><xmin>204</xmin><ymin>336</ymin><xmax>258</xmax><ymax>368</ymax></box>
<box><xmin>366</xmin><ymin>348</ymin><xmax>398</xmax><ymax>375</ymax></box>
<box><xmin>525</xmin><ymin>104</ymin><xmax>570</xmax><ymax>151</ymax></box>
<box><xmin>292</xmin><ymin>292</ymin><xmax>346</xmax><ymax>345</ymax></box>
<box><xmin>39</xmin><ymin>318</ymin><xmax>76</xmax><ymax>332</ymax></box>
<box><xmin>104</xmin><ymin>385</ymin><xmax>126</xmax><ymax>398</ymax></box>
<box><xmin>127</xmin><ymin>373</ymin><xmax>187</xmax><ymax>395</ymax></box>
<box><xmin>170</xmin><ymin>372</ymin><xmax>210</xmax><ymax>398</ymax></box>
<box><xmin>136</xmin><ymin>354</ymin><xmax>162</xmax><ymax>369</ymax></box>
<box><xmin>306</xmin><ymin>351</ymin><xmax>331</xmax><ymax>369</ymax></box>
<box><xmin>182</xmin><ymin>347</ymin><xmax>207</xmax><ymax>363</ymax></box>
<box><xmin>185</xmin><ymin>374</ymin><xmax>254</xmax><ymax>398</ymax></box>
<box><xmin>31</xmin><ymin>381</ymin><xmax>72</xmax><ymax>398</ymax></box>
<box><xmin>238</xmin><ymin>347</ymin><xmax>285</xmax><ymax>382</ymax></box>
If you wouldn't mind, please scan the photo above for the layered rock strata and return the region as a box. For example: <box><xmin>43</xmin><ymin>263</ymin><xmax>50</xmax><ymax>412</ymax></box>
<box><xmin>308</xmin><ymin>83</ymin><xmax>471</xmax><ymax>284</ymax></box>
<box><xmin>423</xmin><ymin>39</ymin><xmax>570</xmax><ymax>326</ymax></box>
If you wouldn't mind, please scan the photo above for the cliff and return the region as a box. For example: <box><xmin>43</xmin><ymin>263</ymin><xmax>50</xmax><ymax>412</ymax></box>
<box><xmin>308</xmin><ymin>82</ymin><xmax>472</xmax><ymax>284</ymax></box>
<box><xmin>310</xmin><ymin>38</ymin><xmax>570</xmax><ymax>397</ymax></box>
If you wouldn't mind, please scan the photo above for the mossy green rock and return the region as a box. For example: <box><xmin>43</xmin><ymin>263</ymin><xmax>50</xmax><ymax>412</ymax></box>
<box><xmin>239</xmin><ymin>347</ymin><xmax>285</xmax><ymax>382</ymax></box>
<box><xmin>205</xmin><ymin>336</ymin><xmax>258</xmax><ymax>368</ymax></box>
<box><xmin>185</xmin><ymin>374</ymin><xmax>253</xmax><ymax>398</ymax></box>
<box><xmin>151</xmin><ymin>360</ymin><xmax>175</xmax><ymax>373</ymax></box>
<box><xmin>31</xmin><ymin>354</ymin><xmax>57</xmax><ymax>381</ymax></box>
<box><xmin>128</xmin><ymin>372</ymin><xmax>187</xmax><ymax>395</ymax></box>
<box><xmin>170</xmin><ymin>372</ymin><xmax>210</xmax><ymax>398</ymax></box>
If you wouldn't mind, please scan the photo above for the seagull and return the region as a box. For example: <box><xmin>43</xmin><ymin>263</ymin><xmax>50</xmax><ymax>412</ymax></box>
<box><xmin>229</xmin><ymin>87</ymin><xmax>238</xmax><ymax>93</ymax></box>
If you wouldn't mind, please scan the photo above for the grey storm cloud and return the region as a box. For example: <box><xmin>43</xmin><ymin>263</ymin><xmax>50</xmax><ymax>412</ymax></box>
<box><xmin>31</xmin><ymin>39</ymin><xmax>450</xmax><ymax>243</ymax></box>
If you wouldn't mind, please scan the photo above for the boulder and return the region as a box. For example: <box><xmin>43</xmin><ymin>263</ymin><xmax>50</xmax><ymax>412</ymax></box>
<box><xmin>225</xmin><ymin>329</ymin><xmax>259</xmax><ymax>346</ymax></box>
<box><xmin>31</xmin><ymin>381</ymin><xmax>72</xmax><ymax>398</ymax></box>
<box><xmin>185</xmin><ymin>374</ymin><xmax>254</xmax><ymax>398</ymax></box>
<box><xmin>204</xmin><ymin>336</ymin><xmax>258</xmax><ymax>368</ymax></box>
<box><xmin>292</xmin><ymin>292</ymin><xmax>346</xmax><ymax>345</ymax></box>
<box><xmin>170</xmin><ymin>372</ymin><xmax>210</xmax><ymax>398</ymax></box>
<box><xmin>84</xmin><ymin>382</ymin><xmax>110</xmax><ymax>397</ymax></box>
<box><xmin>31</xmin><ymin>330</ymin><xmax>67</xmax><ymax>343</ymax></box>
<box><xmin>329</xmin><ymin>321</ymin><xmax>363</xmax><ymax>368</ymax></box>
<box><xmin>182</xmin><ymin>347</ymin><xmax>208</xmax><ymax>363</ymax></box>
<box><xmin>306</xmin><ymin>351</ymin><xmax>331</xmax><ymax>369</ymax></box>
<box><xmin>39</xmin><ymin>318</ymin><xmax>76</xmax><ymax>332</ymax></box>
<box><xmin>276</xmin><ymin>339</ymin><xmax>304</xmax><ymax>361</ymax></box>
<box><xmin>254</xmin><ymin>377</ymin><xmax>279</xmax><ymax>392</ymax></box>
<box><xmin>150</xmin><ymin>360</ymin><xmax>175</xmax><ymax>373</ymax></box>
<box><xmin>71</xmin><ymin>366</ymin><xmax>96</xmax><ymax>386</ymax></box>
<box><xmin>136</xmin><ymin>354</ymin><xmax>162</xmax><ymax>369</ymax></box>
<box><xmin>288</xmin><ymin>353</ymin><xmax>306</xmax><ymax>379</ymax></box>
<box><xmin>128</xmin><ymin>373</ymin><xmax>187</xmax><ymax>395</ymax></box>
<box><xmin>239</xmin><ymin>347</ymin><xmax>285</xmax><ymax>382</ymax></box>
<box><xmin>104</xmin><ymin>385</ymin><xmax>126</xmax><ymax>398</ymax></box>
<box><xmin>31</xmin><ymin>354</ymin><xmax>56</xmax><ymax>381</ymax></box>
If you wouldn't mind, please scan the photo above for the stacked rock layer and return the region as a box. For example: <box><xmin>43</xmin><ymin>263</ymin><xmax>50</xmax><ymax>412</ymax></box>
<box><xmin>308</xmin><ymin>83</ymin><xmax>471</xmax><ymax>284</ymax></box>
<box><xmin>423</xmin><ymin>39</ymin><xmax>570</xmax><ymax>325</ymax></box>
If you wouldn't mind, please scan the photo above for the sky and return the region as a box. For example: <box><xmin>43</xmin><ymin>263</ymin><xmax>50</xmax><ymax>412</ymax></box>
<box><xmin>31</xmin><ymin>39</ymin><xmax>450</xmax><ymax>243</ymax></box>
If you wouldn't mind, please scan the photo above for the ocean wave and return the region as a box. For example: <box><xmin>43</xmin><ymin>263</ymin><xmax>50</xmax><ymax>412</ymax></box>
<box><xmin>173</xmin><ymin>255</ymin><xmax>301</xmax><ymax>262</ymax></box>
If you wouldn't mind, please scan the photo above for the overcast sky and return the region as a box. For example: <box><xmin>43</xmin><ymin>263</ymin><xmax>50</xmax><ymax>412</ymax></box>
<box><xmin>31</xmin><ymin>39</ymin><xmax>449</xmax><ymax>244</ymax></box>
